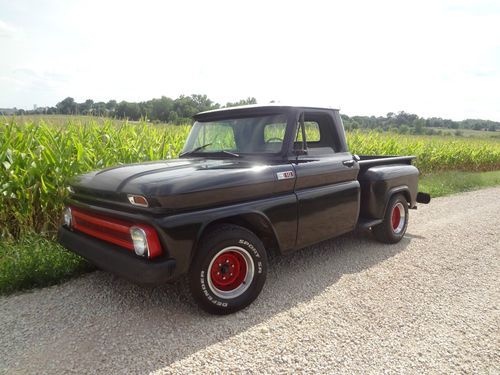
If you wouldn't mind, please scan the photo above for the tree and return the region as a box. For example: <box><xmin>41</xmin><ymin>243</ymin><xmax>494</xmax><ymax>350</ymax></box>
<box><xmin>56</xmin><ymin>97</ymin><xmax>77</xmax><ymax>114</ymax></box>
<box><xmin>106</xmin><ymin>100</ymin><xmax>117</xmax><ymax>111</ymax></box>
<box><xmin>93</xmin><ymin>102</ymin><xmax>106</xmax><ymax>116</ymax></box>
<box><xmin>191</xmin><ymin>94</ymin><xmax>216</xmax><ymax>112</ymax></box>
<box><xmin>80</xmin><ymin>99</ymin><xmax>94</xmax><ymax>115</ymax></box>
<box><xmin>150</xmin><ymin>96</ymin><xmax>174</xmax><ymax>122</ymax></box>
<box><xmin>395</xmin><ymin>111</ymin><xmax>418</xmax><ymax>126</ymax></box>
<box><xmin>225</xmin><ymin>97</ymin><xmax>257</xmax><ymax>108</ymax></box>
<box><xmin>115</xmin><ymin>101</ymin><xmax>141</xmax><ymax>120</ymax></box>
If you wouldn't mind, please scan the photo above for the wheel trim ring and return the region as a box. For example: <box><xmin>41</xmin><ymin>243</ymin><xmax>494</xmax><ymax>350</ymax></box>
<box><xmin>209</xmin><ymin>251</ymin><xmax>246</xmax><ymax>290</ymax></box>
<box><xmin>391</xmin><ymin>202</ymin><xmax>406</xmax><ymax>234</ymax></box>
<box><xmin>207</xmin><ymin>246</ymin><xmax>255</xmax><ymax>299</ymax></box>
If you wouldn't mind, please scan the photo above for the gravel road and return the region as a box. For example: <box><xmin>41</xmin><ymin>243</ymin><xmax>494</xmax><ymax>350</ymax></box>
<box><xmin>1</xmin><ymin>187</ymin><xmax>499</xmax><ymax>374</ymax></box>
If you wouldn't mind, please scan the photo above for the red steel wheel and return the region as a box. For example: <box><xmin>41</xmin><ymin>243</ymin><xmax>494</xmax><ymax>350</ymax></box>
<box><xmin>207</xmin><ymin>246</ymin><xmax>255</xmax><ymax>299</ymax></box>
<box><xmin>391</xmin><ymin>202</ymin><xmax>406</xmax><ymax>234</ymax></box>
<box><xmin>209</xmin><ymin>251</ymin><xmax>247</xmax><ymax>291</ymax></box>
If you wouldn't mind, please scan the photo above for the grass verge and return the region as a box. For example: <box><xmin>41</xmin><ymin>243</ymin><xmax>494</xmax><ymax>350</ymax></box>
<box><xmin>0</xmin><ymin>235</ymin><xmax>93</xmax><ymax>295</ymax></box>
<box><xmin>419</xmin><ymin>170</ymin><xmax>500</xmax><ymax>197</ymax></box>
<box><xmin>1</xmin><ymin>170</ymin><xmax>499</xmax><ymax>295</ymax></box>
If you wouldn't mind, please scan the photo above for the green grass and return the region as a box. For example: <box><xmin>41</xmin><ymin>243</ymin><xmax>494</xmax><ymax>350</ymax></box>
<box><xmin>419</xmin><ymin>170</ymin><xmax>500</xmax><ymax>197</ymax></box>
<box><xmin>0</xmin><ymin>234</ymin><xmax>94</xmax><ymax>295</ymax></box>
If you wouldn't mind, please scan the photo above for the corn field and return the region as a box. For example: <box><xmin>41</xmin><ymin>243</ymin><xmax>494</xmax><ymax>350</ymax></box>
<box><xmin>1</xmin><ymin>116</ymin><xmax>499</xmax><ymax>239</ymax></box>
<box><xmin>348</xmin><ymin>131</ymin><xmax>500</xmax><ymax>173</ymax></box>
<box><xmin>0</xmin><ymin>118</ymin><xmax>190</xmax><ymax>238</ymax></box>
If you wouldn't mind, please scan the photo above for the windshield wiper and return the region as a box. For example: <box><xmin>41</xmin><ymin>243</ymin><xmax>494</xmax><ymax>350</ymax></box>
<box><xmin>180</xmin><ymin>144</ymin><xmax>240</xmax><ymax>158</ymax></box>
<box><xmin>179</xmin><ymin>143</ymin><xmax>213</xmax><ymax>157</ymax></box>
<box><xmin>211</xmin><ymin>150</ymin><xmax>240</xmax><ymax>158</ymax></box>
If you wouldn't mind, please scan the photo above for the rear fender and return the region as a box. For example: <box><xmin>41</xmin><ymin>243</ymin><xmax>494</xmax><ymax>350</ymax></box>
<box><xmin>383</xmin><ymin>186</ymin><xmax>412</xmax><ymax>217</ymax></box>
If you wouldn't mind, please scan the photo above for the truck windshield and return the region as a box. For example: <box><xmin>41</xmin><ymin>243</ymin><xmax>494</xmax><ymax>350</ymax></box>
<box><xmin>181</xmin><ymin>114</ymin><xmax>288</xmax><ymax>156</ymax></box>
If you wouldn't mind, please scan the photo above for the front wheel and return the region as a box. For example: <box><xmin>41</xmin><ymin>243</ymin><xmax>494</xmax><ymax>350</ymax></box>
<box><xmin>373</xmin><ymin>194</ymin><xmax>409</xmax><ymax>244</ymax></box>
<box><xmin>189</xmin><ymin>224</ymin><xmax>268</xmax><ymax>315</ymax></box>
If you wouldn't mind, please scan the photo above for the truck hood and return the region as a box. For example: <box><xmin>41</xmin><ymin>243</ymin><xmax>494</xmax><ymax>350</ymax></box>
<box><xmin>70</xmin><ymin>158</ymin><xmax>292</xmax><ymax>211</ymax></box>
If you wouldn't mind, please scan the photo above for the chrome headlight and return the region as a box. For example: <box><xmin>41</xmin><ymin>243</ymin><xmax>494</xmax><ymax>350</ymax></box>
<box><xmin>130</xmin><ymin>226</ymin><xmax>149</xmax><ymax>257</ymax></box>
<box><xmin>63</xmin><ymin>207</ymin><xmax>72</xmax><ymax>228</ymax></box>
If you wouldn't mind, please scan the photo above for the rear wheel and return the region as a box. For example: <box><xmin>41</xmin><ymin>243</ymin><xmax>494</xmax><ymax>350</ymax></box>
<box><xmin>189</xmin><ymin>224</ymin><xmax>267</xmax><ymax>315</ymax></box>
<box><xmin>373</xmin><ymin>194</ymin><xmax>409</xmax><ymax>244</ymax></box>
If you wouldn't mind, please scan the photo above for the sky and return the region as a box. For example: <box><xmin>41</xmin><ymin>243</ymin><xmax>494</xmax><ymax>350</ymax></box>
<box><xmin>0</xmin><ymin>0</ymin><xmax>499</xmax><ymax>121</ymax></box>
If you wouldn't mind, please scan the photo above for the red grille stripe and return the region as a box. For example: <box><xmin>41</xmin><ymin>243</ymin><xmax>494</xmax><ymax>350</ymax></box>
<box><xmin>70</xmin><ymin>207</ymin><xmax>162</xmax><ymax>258</ymax></box>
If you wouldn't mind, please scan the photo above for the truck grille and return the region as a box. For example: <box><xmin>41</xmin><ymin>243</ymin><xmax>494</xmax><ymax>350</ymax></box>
<box><xmin>71</xmin><ymin>207</ymin><xmax>135</xmax><ymax>251</ymax></box>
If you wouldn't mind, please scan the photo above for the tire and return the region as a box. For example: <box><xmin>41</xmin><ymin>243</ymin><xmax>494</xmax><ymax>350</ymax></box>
<box><xmin>189</xmin><ymin>224</ymin><xmax>268</xmax><ymax>315</ymax></box>
<box><xmin>373</xmin><ymin>194</ymin><xmax>409</xmax><ymax>244</ymax></box>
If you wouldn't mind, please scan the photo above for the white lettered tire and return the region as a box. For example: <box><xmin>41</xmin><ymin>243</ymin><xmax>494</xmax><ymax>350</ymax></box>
<box><xmin>189</xmin><ymin>224</ymin><xmax>268</xmax><ymax>315</ymax></box>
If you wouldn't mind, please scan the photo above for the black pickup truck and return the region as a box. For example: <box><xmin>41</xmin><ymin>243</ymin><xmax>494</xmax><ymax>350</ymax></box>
<box><xmin>58</xmin><ymin>105</ymin><xmax>430</xmax><ymax>314</ymax></box>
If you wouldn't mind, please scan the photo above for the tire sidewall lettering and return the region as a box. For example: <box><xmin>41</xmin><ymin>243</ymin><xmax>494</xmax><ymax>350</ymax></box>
<box><xmin>238</xmin><ymin>239</ymin><xmax>260</xmax><ymax>258</ymax></box>
<box><xmin>200</xmin><ymin>269</ymin><xmax>228</xmax><ymax>307</ymax></box>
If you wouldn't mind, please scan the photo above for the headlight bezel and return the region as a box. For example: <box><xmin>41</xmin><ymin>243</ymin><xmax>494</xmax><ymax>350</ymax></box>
<box><xmin>63</xmin><ymin>207</ymin><xmax>73</xmax><ymax>228</ymax></box>
<box><xmin>130</xmin><ymin>226</ymin><xmax>149</xmax><ymax>257</ymax></box>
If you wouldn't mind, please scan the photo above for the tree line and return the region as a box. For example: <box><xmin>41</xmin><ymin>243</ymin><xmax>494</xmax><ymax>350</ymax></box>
<box><xmin>342</xmin><ymin>111</ymin><xmax>499</xmax><ymax>134</ymax></box>
<box><xmin>14</xmin><ymin>95</ymin><xmax>257</xmax><ymax>124</ymax></box>
<box><xmin>10</xmin><ymin>95</ymin><xmax>499</xmax><ymax>132</ymax></box>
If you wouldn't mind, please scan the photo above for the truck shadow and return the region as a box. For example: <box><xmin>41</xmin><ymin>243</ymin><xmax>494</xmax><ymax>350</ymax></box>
<box><xmin>4</xmin><ymin>232</ymin><xmax>412</xmax><ymax>374</ymax></box>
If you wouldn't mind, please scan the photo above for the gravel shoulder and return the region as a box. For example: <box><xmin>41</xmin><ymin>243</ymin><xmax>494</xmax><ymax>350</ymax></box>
<box><xmin>1</xmin><ymin>187</ymin><xmax>499</xmax><ymax>374</ymax></box>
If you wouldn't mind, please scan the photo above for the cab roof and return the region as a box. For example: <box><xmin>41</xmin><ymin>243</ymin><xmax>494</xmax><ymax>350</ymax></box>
<box><xmin>193</xmin><ymin>104</ymin><xmax>340</xmax><ymax>121</ymax></box>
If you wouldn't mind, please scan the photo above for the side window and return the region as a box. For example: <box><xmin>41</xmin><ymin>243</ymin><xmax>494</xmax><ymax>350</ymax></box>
<box><xmin>295</xmin><ymin>113</ymin><xmax>336</xmax><ymax>155</ymax></box>
<box><xmin>296</xmin><ymin>121</ymin><xmax>321</xmax><ymax>143</ymax></box>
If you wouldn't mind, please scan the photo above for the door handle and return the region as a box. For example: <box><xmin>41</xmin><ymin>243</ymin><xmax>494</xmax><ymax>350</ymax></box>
<box><xmin>343</xmin><ymin>160</ymin><xmax>355</xmax><ymax>167</ymax></box>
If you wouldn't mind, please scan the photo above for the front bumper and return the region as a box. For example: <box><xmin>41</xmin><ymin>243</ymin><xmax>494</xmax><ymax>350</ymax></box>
<box><xmin>58</xmin><ymin>227</ymin><xmax>177</xmax><ymax>285</ymax></box>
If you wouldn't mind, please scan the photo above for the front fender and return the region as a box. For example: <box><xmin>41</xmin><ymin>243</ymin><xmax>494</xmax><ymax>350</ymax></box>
<box><xmin>157</xmin><ymin>193</ymin><xmax>297</xmax><ymax>277</ymax></box>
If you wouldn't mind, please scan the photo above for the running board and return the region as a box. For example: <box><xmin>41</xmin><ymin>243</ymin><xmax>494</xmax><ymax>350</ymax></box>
<box><xmin>357</xmin><ymin>218</ymin><xmax>383</xmax><ymax>231</ymax></box>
